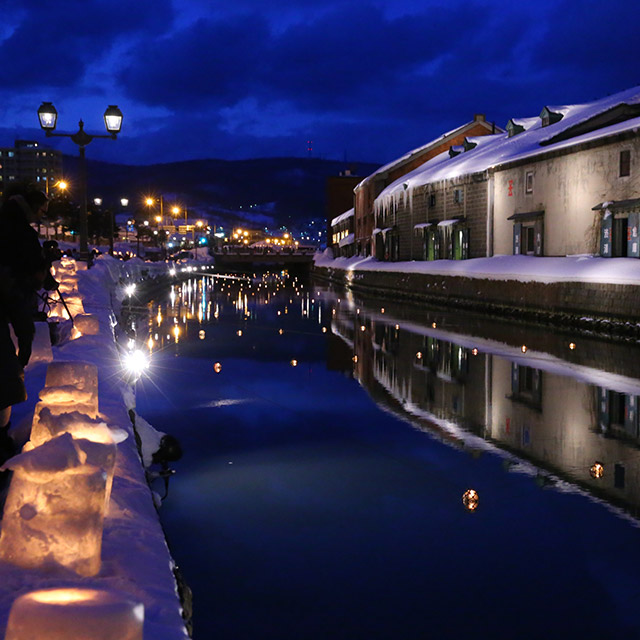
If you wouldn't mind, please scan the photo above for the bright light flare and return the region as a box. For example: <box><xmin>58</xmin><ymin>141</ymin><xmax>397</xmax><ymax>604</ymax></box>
<box><xmin>123</xmin><ymin>349</ymin><xmax>150</xmax><ymax>381</ymax></box>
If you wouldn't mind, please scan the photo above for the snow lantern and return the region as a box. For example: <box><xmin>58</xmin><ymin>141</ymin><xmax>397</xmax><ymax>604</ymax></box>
<box><xmin>27</xmin><ymin>322</ymin><xmax>53</xmax><ymax>364</ymax></box>
<box><xmin>39</xmin><ymin>361</ymin><xmax>99</xmax><ymax>418</ymax></box>
<box><xmin>27</xmin><ymin>409</ymin><xmax>118</xmax><ymax>506</ymax></box>
<box><xmin>30</xmin><ymin>407</ymin><xmax>111</xmax><ymax>447</ymax></box>
<box><xmin>5</xmin><ymin>588</ymin><xmax>144</xmax><ymax>640</ymax></box>
<box><xmin>0</xmin><ymin>433</ymin><xmax>109</xmax><ymax>576</ymax></box>
<box><xmin>73</xmin><ymin>313</ymin><xmax>100</xmax><ymax>334</ymax></box>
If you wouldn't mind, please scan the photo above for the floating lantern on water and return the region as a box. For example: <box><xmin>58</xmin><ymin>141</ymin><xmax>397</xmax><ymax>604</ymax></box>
<box><xmin>432</xmin><ymin>322</ymin><xmax>437</xmax><ymax>329</ymax></box>
<box><xmin>462</xmin><ymin>489</ymin><xmax>479</xmax><ymax>511</ymax></box>
<box><xmin>416</xmin><ymin>351</ymin><xmax>423</xmax><ymax>360</ymax></box>
<box><xmin>214</xmin><ymin>362</ymin><xmax>222</xmax><ymax>373</ymax></box>
<box><xmin>290</xmin><ymin>359</ymin><xmax>298</xmax><ymax>367</ymax></box>
<box><xmin>521</xmin><ymin>345</ymin><xmax>528</xmax><ymax>353</ymax></box>
<box><xmin>472</xmin><ymin>348</ymin><xmax>479</xmax><ymax>356</ymax></box>
<box><xmin>279</xmin><ymin>329</ymin><xmax>284</xmax><ymax>335</ymax></box>
<box><xmin>199</xmin><ymin>330</ymin><xmax>205</xmax><ymax>340</ymax></box>
<box><xmin>590</xmin><ymin>461</ymin><xmax>604</xmax><ymax>479</ymax></box>
<box><xmin>395</xmin><ymin>324</ymin><xmax>400</xmax><ymax>330</ymax></box>
<box><xmin>0</xmin><ymin>434</ymin><xmax>110</xmax><ymax>576</ymax></box>
<box><xmin>237</xmin><ymin>330</ymin><xmax>243</xmax><ymax>337</ymax></box>
<box><xmin>5</xmin><ymin>588</ymin><xmax>144</xmax><ymax>640</ymax></box>
<box><xmin>569</xmin><ymin>342</ymin><xmax>576</xmax><ymax>350</ymax></box>
<box><xmin>352</xmin><ymin>355</ymin><xmax>358</xmax><ymax>363</ymax></box>
<box><xmin>322</xmin><ymin>327</ymin><xmax>327</xmax><ymax>333</ymax></box>
<box><xmin>381</xmin><ymin>308</ymin><xmax>385</xmax><ymax>313</ymax></box>
<box><xmin>360</xmin><ymin>325</ymin><xmax>366</xmax><ymax>332</ymax></box>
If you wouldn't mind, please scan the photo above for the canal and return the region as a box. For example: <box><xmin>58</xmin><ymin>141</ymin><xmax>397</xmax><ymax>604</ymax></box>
<box><xmin>134</xmin><ymin>269</ymin><xmax>640</xmax><ymax>639</ymax></box>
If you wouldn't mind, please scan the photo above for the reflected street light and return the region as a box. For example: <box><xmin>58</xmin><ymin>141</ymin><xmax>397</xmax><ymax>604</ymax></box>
<box><xmin>38</xmin><ymin>101</ymin><xmax>123</xmax><ymax>261</ymax></box>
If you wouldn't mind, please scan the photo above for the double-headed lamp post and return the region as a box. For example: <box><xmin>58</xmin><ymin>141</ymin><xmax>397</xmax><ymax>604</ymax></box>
<box><xmin>37</xmin><ymin>101</ymin><xmax>123</xmax><ymax>260</ymax></box>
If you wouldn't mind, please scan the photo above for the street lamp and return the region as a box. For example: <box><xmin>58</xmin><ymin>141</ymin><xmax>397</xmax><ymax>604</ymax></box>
<box><xmin>37</xmin><ymin>102</ymin><xmax>123</xmax><ymax>261</ymax></box>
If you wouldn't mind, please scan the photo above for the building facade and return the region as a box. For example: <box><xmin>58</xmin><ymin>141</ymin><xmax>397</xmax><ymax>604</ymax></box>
<box><xmin>353</xmin><ymin>115</ymin><xmax>500</xmax><ymax>257</ymax></box>
<box><xmin>352</xmin><ymin>85</ymin><xmax>640</xmax><ymax>263</ymax></box>
<box><xmin>0</xmin><ymin>140</ymin><xmax>62</xmax><ymax>197</ymax></box>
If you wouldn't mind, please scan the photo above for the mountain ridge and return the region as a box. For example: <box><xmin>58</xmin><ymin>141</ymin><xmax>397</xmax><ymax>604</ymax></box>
<box><xmin>61</xmin><ymin>155</ymin><xmax>380</xmax><ymax>228</ymax></box>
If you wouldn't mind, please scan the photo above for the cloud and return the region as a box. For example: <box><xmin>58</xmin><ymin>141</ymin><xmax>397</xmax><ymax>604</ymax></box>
<box><xmin>118</xmin><ymin>14</ymin><xmax>272</xmax><ymax>108</ymax></box>
<box><xmin>529</xmin><ymin>0</ymin><xmax>640</xmax><ymax>98</ymax></box>
<box><xmin>0</xmin><ymin>0</ymin><xmax>174</xmax><ymax>88</ymax></box>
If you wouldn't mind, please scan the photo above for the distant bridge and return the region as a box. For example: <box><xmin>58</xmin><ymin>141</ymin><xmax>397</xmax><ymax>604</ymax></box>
<box><xmin>212</xmin><ymin>247</ymin><xmax>316</xmax><ymax>270</ymax></box>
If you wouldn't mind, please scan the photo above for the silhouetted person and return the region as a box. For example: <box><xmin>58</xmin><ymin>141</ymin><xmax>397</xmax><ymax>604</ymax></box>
<box><xmin>0</xmin><ymin>187</ymin><xmax>48</xmax><ymax>464</ymax></box>
<box><xmin>0</xmin><ymin>187</ymin><xmax>49</xmax><ymax>369</ymax></box>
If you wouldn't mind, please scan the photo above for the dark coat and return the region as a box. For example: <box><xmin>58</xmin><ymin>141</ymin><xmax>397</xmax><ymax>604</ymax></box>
<box><xmin>0</xmin><ymin>195</ymin><xmax>47</xmax><ymax>291</ymax></box>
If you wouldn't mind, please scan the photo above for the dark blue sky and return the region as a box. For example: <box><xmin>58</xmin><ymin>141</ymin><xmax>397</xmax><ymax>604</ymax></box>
<box><xmin>1</xmin><ymin>0</ymin><xmax>638</xmax><ymax>166</ymax></box>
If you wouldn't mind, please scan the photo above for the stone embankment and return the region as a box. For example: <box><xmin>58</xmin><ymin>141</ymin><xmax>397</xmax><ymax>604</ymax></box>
<box><xmin>313</xmin><ymin>262</ymin><xmax>640</xmax><ymax>339</ymax></box>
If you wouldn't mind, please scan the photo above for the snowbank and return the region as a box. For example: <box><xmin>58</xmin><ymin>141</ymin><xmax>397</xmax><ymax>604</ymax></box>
<box><xmin>0</xmin><ymin>255</ymin><xmax>188</xmax><ymax>638</ymax></box>
<box><xmin>314</xmin><ymin>253</ymin><xmax>640</xmax><ymax>286</ymax></box>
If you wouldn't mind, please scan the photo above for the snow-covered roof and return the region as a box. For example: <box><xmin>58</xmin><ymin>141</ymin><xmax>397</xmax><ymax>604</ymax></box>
<box><xmin>376</xmin><ymin>85</ymin><xmax>640</xmax><ymax>202</ymax></box>
<box><xmin>509</xmin><ymin>116</ymin><xmax>538</xmax><ymax>129</ymax></box>
<box><xmin>338</xmin><ymin>233</ymin><xmax>355</xmax><ymax>247</ymax></box>
<box><xmin>355</xmin><ymin>116</ymin><xmax>500</xmax><ymax>190</ymax></box>
<box><xmin>330</xmin><ymin>208</ymin><xmax>354</xmax><ymax>227</ymax></box>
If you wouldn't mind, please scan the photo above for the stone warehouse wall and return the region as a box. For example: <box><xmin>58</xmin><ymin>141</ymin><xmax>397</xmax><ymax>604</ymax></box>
<box><xmin>313</xmin><ymin>264</ymin><xmax>640</xmax><ymax>337</ymax></box>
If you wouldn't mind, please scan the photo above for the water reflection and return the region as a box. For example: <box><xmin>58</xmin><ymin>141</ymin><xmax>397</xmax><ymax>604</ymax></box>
<box><xmin>130</xmin><ymin>271</ymin><xmax>640</xmax><ymax>519</ymax></box>
<box><xmin>130</xmin><ymin>271</ymin><xmax>640</xmax><ymax>638</ymax></box>
<box><xmin>329</xmin><ymin>288</ymin><xmax>640</xmax><ymax>519</ymax></box>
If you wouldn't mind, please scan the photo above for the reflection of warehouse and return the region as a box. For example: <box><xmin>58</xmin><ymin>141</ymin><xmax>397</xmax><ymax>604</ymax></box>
<box><xmin>328</xmin><ymin>303</ymin><xmax>640</xmax><ymax>516</ymax></box>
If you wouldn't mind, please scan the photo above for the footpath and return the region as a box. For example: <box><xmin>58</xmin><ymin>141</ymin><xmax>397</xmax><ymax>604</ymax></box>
<box><xmin>0</xmin><ymin>255</ymin><xmax>189</xmax><ymax>638</ymax></box>
<box><xmin>313</xmin><ymin>253</ymin><xmax>640</xmax><ymax>338</ymax></box>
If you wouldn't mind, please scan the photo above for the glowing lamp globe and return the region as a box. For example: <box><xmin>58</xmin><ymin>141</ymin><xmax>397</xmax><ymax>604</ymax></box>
<box><xmin>37</xmin><ymin>101</ymin><xmax>57</xmax><ymax>131</ymax></box>
<box><xmin>0</xmin><ymin>433</ymin><xmax>110</xmax><ymax>576</ymax></box>
<box><xmin>5</xmin><ymin>588</ymin><xmax>144</xmax><ymax>640</ymax></box>
<box><xmin>103</xmin><ymin>104</ymin><xmax>123</xmax><ymax>134</ymax></box>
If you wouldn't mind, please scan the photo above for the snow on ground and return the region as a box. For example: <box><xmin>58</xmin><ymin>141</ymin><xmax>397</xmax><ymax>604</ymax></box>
<box><xmin>315</xmin><ymin>251</ymin><xmax>640</xmax><ymax>285</ymax></box>
<box><xmin>1</xmin><ymin>255</ymin><xmax>188</xmax><ymax>639</ymax></box>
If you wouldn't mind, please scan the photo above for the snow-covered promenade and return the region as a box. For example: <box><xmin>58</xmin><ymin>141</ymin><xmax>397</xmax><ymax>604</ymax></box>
<box><xmin>0</xmin><ymin>256</ymin><xmax>188</xmax><ymax>638</ymax></box>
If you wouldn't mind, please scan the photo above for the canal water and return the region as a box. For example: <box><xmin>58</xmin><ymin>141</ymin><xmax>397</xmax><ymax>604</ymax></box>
<box><xmin>134</xmin><ymin>269</ymin><xmax>640</xmax><ymax>639</ymax></box>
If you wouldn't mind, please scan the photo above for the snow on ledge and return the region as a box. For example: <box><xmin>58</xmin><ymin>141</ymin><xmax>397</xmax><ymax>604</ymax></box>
<box><xmin>314</xmin><ymin>253</ymin><xmax>640</xmax><ymax>286</ymax></box>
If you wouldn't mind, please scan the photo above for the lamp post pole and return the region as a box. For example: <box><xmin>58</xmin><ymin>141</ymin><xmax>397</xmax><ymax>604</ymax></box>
<box><xmin>37</xmin><ymin>102</ymin><xmax>123</xmax><ymax>261</ymax></box>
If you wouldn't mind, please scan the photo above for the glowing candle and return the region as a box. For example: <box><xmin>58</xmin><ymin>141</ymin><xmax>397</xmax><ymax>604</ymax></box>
<box><xmin>5</xmin><ymin>588</ymin><xmax>144</xmax><ymax>640</ymax></box>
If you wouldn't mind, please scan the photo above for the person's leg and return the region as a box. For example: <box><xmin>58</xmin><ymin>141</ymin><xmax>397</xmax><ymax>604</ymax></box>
<box><xmin>7</xmin><ymin>296</ymin><xmax>35</xmax><ymax>369</ymax></box>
